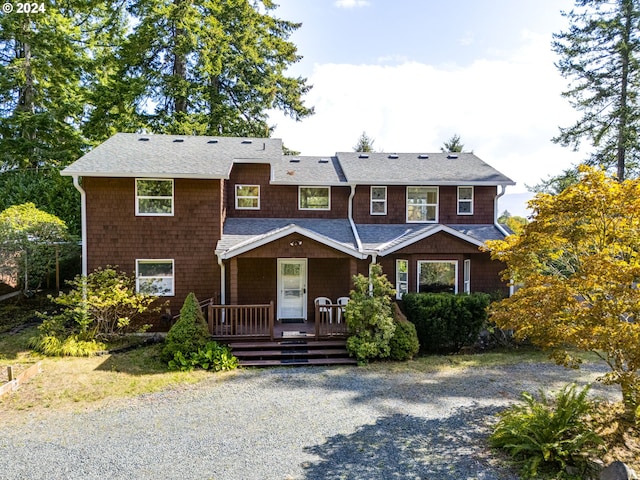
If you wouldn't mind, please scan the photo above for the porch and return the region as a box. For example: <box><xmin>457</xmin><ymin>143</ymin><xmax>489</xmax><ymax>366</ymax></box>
<box><xmin>204</xmin><ymin>300</ymin><xmax>349</xmax><ymax>342</ymax></box>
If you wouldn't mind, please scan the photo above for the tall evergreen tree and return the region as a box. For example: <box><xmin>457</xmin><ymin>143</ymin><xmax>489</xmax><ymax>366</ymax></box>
<box><xmin>553</xmin><ymin>0</ymin><xmax>640</xmax><ymax>181</ymax></box>
<box><xmin>440</xmin><ymin>134</ymin><xmax>465</xmax><ymax>153</ymax></box>
<box><xmin>106</xmin><ymin>0</ymin><xmax>314</xmax><ymax>137</ymax></box>
<box><xmin>353</xmin><ymin>131</ymin><xmax>376</xmax><ymax>152</ymax></box>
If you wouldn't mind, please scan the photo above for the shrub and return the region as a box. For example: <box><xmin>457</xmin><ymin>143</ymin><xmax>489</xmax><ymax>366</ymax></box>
<box><xmin>490</xmin><ymin>384</ymin><xmax>603</xmax><ymax>479</ymax></box>
<box><xmin>401</xmin><ymin>292</ymin><xmax>490</xmax><ymax>354</ymax></box>
<box><xmin>161</xmin><ymin>292</ymin><xmax>210</xmax><ymax>363</ymax></box>
<box><xmin>388</xmin><ymin>304</ymin><xmax>419</xmax><ymax>361</ymax></box>
<box><xmin>168</xmin><ymin>341</ymin><xmax>239</xmax><ymax>372</ymax></box>
<box><xmin>30</xmin><ymin>267</ymin><xmax>156</xmax><ymax>356</ymax></box>
<box><xmin>345</xmin><ymin>264</ymin><xmax>396</xmax><ymax>364</ymax></box>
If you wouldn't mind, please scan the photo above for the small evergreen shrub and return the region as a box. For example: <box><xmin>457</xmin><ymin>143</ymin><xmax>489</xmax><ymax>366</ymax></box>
<box><xmin>388</xmin><ymin>304</ymin><xmax>420</xmax><ymax>361</ymax></box>
<box><xmin>490</xmin><ymin>384</ymin><xmax>603</xmax><ymax>479</ymax></box>
<box><xmin>345</xmin><ymin>264</ymin><xmax>396</xmax><ymax>364</ymax></box>
<box><xmin>168</xmin><ymin>341</ymin><xmax>239</xmax><ymax>372</ymax></box>
<box><xmin>161</xmin><ymin>292</ymin><xmax>210</xmax><ymax>363</ymax></box>
<box><xmin>401</xmin><ymin>292</ymin><xmax>490</xmax><ymax>354</ymax></box>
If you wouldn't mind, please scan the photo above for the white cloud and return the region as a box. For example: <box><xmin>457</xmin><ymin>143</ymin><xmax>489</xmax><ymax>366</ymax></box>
<box><xmin>271</xmin><ymin>31</ymin><xmax>584</xmax><ymax>194</ymax></box>
<box><xmin>334</xmin><ymin>0</ymin><xmax>371</xmax><ymax>8</ymax></box>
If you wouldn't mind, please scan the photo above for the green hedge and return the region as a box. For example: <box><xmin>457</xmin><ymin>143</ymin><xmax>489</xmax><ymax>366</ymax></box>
<box><xmin>401</xmin><ymin>292</ymin><xmax>490</xmax><ymax>354</ymax></box>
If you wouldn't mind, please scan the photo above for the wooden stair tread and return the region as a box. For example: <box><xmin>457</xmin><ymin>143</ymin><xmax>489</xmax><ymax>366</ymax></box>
<box><xmin>229</xmin><ymin>340</ymin><xmax>347</xmax><ymax>349</ymax></box>
<box><xmin>234</xmin><ymin>348</ymin><xmax>349</xmax><ymax>358</ymax></box>
<box><xmin>239</xmin><ymin>358</ymin><xmax>358</xmax><ymax>367</ymax></box>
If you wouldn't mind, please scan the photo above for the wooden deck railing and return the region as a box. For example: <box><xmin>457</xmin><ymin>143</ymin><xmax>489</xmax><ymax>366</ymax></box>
<box><xmin>314</xmin><ymin>303</ymin><xmax>349</xmax><ymax>337</ymax></box>
<box><xmin>208</xmin><ymin>301</ymin><xmax>275</xmax><ymax>341</ymax></box>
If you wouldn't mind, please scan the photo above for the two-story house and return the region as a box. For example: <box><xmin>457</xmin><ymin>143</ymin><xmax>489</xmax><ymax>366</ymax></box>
<box><xmin>61</xmin><ymin>133</ymin><xmax>514</xmax><ymax>335</ymax></box>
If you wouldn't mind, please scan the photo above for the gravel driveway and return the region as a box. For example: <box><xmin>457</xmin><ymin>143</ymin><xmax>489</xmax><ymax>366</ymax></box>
<box><xmin>0</xmin><ymin>361</ymin><xmax>619</xmax><ymax>480</ymax></box>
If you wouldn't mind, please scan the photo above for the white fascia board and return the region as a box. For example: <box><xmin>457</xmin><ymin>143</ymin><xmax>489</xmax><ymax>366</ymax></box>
<box><xmin>218</xmin><ymin>224</ymin><xmax>367</xmax><ymax>260</ymax></box>
<box><xmin>376</xmin><ymin>224</ymin><xmax>485</xmax><ymax>256</ymax></box>
<box><xmin>346</xmin><ymin>180</ymin><xmax>515</xmax><ymax>187</ymax></box>
<box><xmin>60</xmin><ymin>171</ymin><xmax>229</xmax><ymax>180</ymax></box>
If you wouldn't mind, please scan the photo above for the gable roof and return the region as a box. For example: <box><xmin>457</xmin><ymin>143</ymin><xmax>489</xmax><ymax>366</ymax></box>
<box><xmin>61</xmin><ymin>133</ymin><xmax>283</xmax><ymax>179</ymax></box>
<box><xmin>336</xmin><ymin>152</ymin><xmax>515</xmax><ymax>186</ymax></box>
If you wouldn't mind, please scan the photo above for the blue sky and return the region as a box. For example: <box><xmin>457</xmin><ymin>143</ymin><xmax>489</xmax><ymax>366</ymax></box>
<box><xmin>267</xmin><ymin>0</ymin><xmax>587</xmax><ymax>216</ymax></box>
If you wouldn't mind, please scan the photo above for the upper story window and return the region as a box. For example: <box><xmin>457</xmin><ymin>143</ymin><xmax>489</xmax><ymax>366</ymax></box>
<box><xmin>457</xmin><ymin>186</ymin><xmax>474</xmax><ymax>215</ymax></box>
<box><xmin>299</xmin><ymin>186</ymin><xmax>331</xmax><ymax>210</ymax></box>
<box><xmin>406</xmin><ymin>186</ymin><xmax>438</xmax><ymax>222</ymax></box>
<box><xmin>370</xmin><ymin>186</ymin><xmax>387</xmax><ymax>215</ymax></box>
<box><xmin>235</xmin><ymin>185</ymin><xmax>260</xmax><ymax>209</ymax></box>
<box><xmin>136</xmin><ymin>259</ymin><xmax>174</xmax><ymax>296</ymax></box>
<box><xmin>136</xmin><ymin>179</ymin><xmax>174</xmax><ymax>216</ymax></box>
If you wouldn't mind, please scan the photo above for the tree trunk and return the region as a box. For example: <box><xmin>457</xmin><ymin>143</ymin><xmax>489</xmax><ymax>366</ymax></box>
<box><xmin>616</xmin><ymin>0</ymin><xmax>634</xmax><ymax>182</ymax></box>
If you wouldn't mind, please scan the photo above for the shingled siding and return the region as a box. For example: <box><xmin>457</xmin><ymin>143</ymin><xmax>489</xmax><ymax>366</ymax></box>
<box><xmin>226</xmin><ymin>163</ymin><xmax>350</xmax><ymax>218</ymax></box>
<box><xmin>352</xmin><ymin>185</ymin><xmax>497</xmax><ymax>224</ymax></box>
<box><xmin>84</xmin><ymin>177</ymin><xmax>222</xmax><ymax>318</ymax></box>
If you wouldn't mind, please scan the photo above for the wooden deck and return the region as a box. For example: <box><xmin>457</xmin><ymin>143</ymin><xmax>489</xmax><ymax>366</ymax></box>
<box><xmin>205</xmin><ymin>301</ymin><xmax>349</xmax><ymax>342</ymax></box>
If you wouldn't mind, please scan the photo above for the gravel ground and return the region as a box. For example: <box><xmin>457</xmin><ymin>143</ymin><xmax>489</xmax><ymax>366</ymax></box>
<box><xmin>0</xmin><ymin>361</ymin><xmax>620</xmax><ymax>480</ymax></box>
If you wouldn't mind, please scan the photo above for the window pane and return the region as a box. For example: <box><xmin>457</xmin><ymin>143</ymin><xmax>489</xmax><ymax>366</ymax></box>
<box><xmin>138</xmin><ymin>277</ymin><xmax>173</xmax><ymax>296</ymax></box>
<box><xmin>236</xmin><ymin>185</ymin><xmax>259</xmax><ymax>197</ymax></box>
<box><xmin>138</xmin><ymin>198</ymin><xmax>172</xmax><ymax>214</ymax></box>
<box><xmin>371</xmin><ymin>201</ymin><xmax>386</xmax><ymax>213</ymax></box>
<box><xmin>138</xmin><ymin>261</ymin><xmax>173</xmax><ymax>276</ymax></box>
<box><xmin>458</xmin><ymin>201</ymin><xmax>472</xmax><ymax>214</ymax></box>
<box><xmin>137</xmin><ymin>180</ymin><xmax>172</xmax><ymax>197</ymax></box>
<box><xmin>371</xmin><ymin>187</ymin><xmax>386</xmax><ymax>200</ymax></box>
<box><xmin>300</xmin><ymin>187</ymin><xmax>329</xmax><ymax>209</ymax></box>
<box><xmin>458</xmin><ymin>187</ymin><xmax>473</xmax><ymax>200</ymax></box>
<box><xmin>237</xmin><ymin>198</ymin><xmax>259</xmax><ymax>208</ymax></box>
<box><xmin>419</xmin><ymin>262</ymin><xmax>456</xmax><ymax>294</ymax></box>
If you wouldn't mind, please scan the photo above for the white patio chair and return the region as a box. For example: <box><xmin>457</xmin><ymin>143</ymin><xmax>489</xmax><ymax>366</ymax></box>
<box><xmin>336</xmin><ymin>296</ymin><xmax>349</xmax><ymax>323</ymax></box>
<box><xmin>314</xmin><ymin>296</ymin><xmax>333</xmax><ymax>323</ymax></box>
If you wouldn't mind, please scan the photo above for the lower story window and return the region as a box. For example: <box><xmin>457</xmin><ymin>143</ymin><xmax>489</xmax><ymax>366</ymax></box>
<box><xmin>396</xmin><ymin>259</ymin><xmax>408</xmax><ymax>300</ymax></box>
<box><xmin>418</xmin><ymin>260</ymin><xmax>457</xmax><ymax>294</ymax></box>
<box><xmin>136</xmin><ymin>259</ymin><xmax>174</xmax><ymax>296</ymax></box>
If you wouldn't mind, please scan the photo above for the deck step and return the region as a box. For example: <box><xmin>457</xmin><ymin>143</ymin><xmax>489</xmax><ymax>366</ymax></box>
<box><xmin>239</xmin><ymin>357</ymin><xmax>358</xmax><ymax>367</ymax></box>
<box><xmin>228</xmin><ymin>338</ymin><xmax>356</xmax><ymax>367</ymax></box>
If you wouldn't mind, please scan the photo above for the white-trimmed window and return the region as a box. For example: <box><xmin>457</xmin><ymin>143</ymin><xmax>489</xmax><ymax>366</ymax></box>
<box><xmin>299</xmin><ymin>186</ymin><xmax>331</xmax><ymax>210</ymax></box>
<box><xmin>396</xmin><ymin>259</ymin><xmax>408</xmax><ymax>300</ymax></box>
<box><xmin>407</xmin><ymin>186</ymin><xmax>438</xmax><ymax>222</ymax></box>
<box><xmin>235</xmin><ymin>185</ymin><xmax>260</xmax><ymax>209</ymax></box>
<box><xmin>136</xmin><ymin>179</ymin><xmax>174</xmax><ymax>216</ymax></box>
<box><xmin>418</xmin><ymin>260</ymin><xmax>458</xmax><ymax>294</ymax></box>
<box><xmin>463</xmin><ymin>259</ymin><xmax>471</xmax><ymax>294</ymax></box>
<box><xmin>136</xmin><ymin>259</ymin><xmax>174</xmax><ymax>296</ymax></box>
<box><xmin>370</xmin><ymin>186</ymin><xmax>387</xmax><ymax>215</ymax></box>
<box><xmin>457</xmin><ymin>186</ymin><xmax>474</xmax><ymax>215</ymax></box>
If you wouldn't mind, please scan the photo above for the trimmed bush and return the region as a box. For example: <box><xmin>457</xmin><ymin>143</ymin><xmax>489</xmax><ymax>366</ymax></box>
<box><xmin>345</xmin><ymin>264</ymin><xmax>396</xmax><ymax>364</ymax></box>
<box><xmin>388</xmin><ymin>304</ymin><xmax>420</xmax><ymax>361</ymax></box>
<box><xmin>161</xmin><ymin>292</ymin><xmax>210</xmax><ymax>363</ymax></box>
<box><xmin>401</xmin><ymin>292</ymin><xmax>490</xmax><ymax>354</ymax></box>
<box><xmin>490</xmin><ymin>384</ymin><xmax>603</xmax><ymax>479</ymax></box>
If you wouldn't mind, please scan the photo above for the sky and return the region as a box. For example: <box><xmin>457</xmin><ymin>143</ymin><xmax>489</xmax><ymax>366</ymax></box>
<box><xmin>266</xmin><ymin>0</ymin><xmax>587</xmax><ymax>217</ymax></box>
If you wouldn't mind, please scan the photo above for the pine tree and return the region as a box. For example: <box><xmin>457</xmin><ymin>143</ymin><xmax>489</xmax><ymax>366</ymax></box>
<box><xmin>440</xmin><ymin>134</ymin><xmax>464</xmax><ymax>153</ymax></box>
<box><xmin>553</xmin><ymin>0</ymin><xmax>640</xmax><ymax>181</ymax></box>
<box><xmin>353</xmin><ymin>131</ymin><xmax>376</xmax><ymax>152</ymax></box>
<box><xmin>108</xmin><ymin>0</ymin><xmax>314</xmax><ymax>137</ymax></box>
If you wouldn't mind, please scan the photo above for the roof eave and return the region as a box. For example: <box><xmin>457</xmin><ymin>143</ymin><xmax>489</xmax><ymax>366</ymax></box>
<box><xmin>60</xmin><ymin>170</ymin><xmax>230</xmax><ymax>180</ymax></box>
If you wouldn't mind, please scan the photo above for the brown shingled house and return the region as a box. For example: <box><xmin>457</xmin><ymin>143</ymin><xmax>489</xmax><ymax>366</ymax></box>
<box><xmin>61</xmin><ymin>133</ymin><xmax>515</xmax><ymax>344</ymax></box>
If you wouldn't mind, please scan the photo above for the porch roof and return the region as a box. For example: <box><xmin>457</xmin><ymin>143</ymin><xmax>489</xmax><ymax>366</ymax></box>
<box><xmin>356</xmin><ymin>223</ymin><xmax>508</xmax><ymax>255</ymax></box>
<box><xmin>216</xmin><ymin>218</ymin><xmax>366</xmax><ymax>259</ymax></box>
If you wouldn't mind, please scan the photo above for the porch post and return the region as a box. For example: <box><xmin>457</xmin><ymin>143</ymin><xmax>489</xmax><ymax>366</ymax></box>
<box><xmin>230</xmin><ymin>257</ymin><xmax>238</xmax><ymax>304</ymax></box>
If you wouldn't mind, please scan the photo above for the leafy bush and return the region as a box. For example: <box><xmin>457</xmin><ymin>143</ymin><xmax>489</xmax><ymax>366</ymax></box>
<box><xmin>345</xmin><ymin>264</ymin><xmax>396</xmax><ymax>364</ymax></box>
<box><xmin>388</xmin><ymin>304</ymin><xmax>419</xmax><ymax>361</ymax></box>
<box><xmin>401</xmin><ymin>292</ymin><xmax>490</xmax><ymax>354</ymax></box>
<box><xmin>30</xmin><ymin>267</ymin><xmax>157</xmax><ymax>356</ymax></box>
<box><xmin>161</xmin><ymin>292</ymin><xmax>210</xmax><ymax>363</ymax></box>
<box><xmin>490</xmin><ymin>384</ymin><xmax>603</xmax><ymax>479</ymax></box>
<box><xmin>168</xmin><ymin>341</ymin><xmax>239</xmax><ymax>372</ymax></box>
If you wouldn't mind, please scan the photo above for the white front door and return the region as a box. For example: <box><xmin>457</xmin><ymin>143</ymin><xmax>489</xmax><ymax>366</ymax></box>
<box><xmin>277</xmin><ymin>258</ymin><xmax>307</xmax><ymax>320</ymax></box>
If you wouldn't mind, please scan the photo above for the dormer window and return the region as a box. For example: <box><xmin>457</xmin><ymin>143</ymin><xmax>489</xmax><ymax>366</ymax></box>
<box><xmin>136</xmin><ymin>179</ymin><xmax>174</xmax><ymax>216</ymax></box>
<box><xmin>457</xmin><ymin>186</ymin><xmax>474</xmax><ymax>215</ymax></box>
<box><xmin>235</xmin><ymin>185</ymin><xmax>260</xmax><ymax>209</ymax></box>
